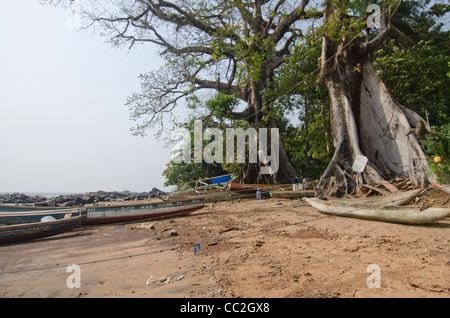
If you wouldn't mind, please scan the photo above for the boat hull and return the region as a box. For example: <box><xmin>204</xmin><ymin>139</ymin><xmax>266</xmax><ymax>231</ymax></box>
<box><xmin>0</xmin><ymin>209</ymin><xmax>84</xmax><ymax>225</ymax></box>
<box><xmin>0</xmin><ymin>205</ymin><xmax>72</xmax><ymax>212</ymax></box>
<box><xmin>304</xmin><ymin>198</ymin><xmax>450</xmax><ymax>225</ymax></box>
<box><xmin>83</xmin><ymin>199</ymin><xmax>205</xmax><ymax>225</ymax></box>
<box><xmin>0</xmin><ymin>213</ymin><xmax>83</xmax><ymax>244</ymax></box>
<box><xmin>230</xmin><ymin>183</ymin><xmax>291</xmax><ymax>191</ymax></box>
<box><xmin>270</xmin><ymin>190</ymin><xmax>315</xmax><ymax>198</ymax></box>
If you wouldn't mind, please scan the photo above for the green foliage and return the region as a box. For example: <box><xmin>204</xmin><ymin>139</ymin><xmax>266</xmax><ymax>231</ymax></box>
<box><xmin>322</xmin><ymin>0</ymin><xmax>368</xmax><ymax>42</ymax></box>
<box><xmin>374</xmin><ymin>35</ymin><xmax>450</xmax><ymax>120</ymax></box>
<box><xmin>162</xmin><ymin>97</ymin><xmax>251</xmax><ymax>187</ymax></box>
<box><xmin>205</xmin><ymin>93</ymin><xmax>240</xmax><ymax>122</ymax></box>
<box><xmin>235</xmin><ymin>36</ymin><xmax>275</xmax><ymax>82</ymax></box>
<box><xmin>162</xmin><ymin>115</ymin><xmax>228</xmax><ymax>187</ymax></box>
<box><xmin>372</xmin><ymin>0</ymin><xmax>450</xmax><ymax>119</ymax></box>
<box><xmin>163</xmin><ymin>161</ymin><xmax>227</xmax><ymax>188</ymax></box>
<box><xmin>370</xmin><ymin>0</ymin><xmax>450</xmax><ymax>182</ymax></box>
<box><xmin>265</xmin><ymin>35</ymin><xmax>333</xmax><ymax>180</ymax></box>
<box><xmin>420</xmin><ymin>121</ymin><xmax>450</xmax><ymax>183</ymax></box>
<box><xmin>161</xmin><ymin>0</ymin><xmax>449</xmax><ymax>186</ymax></box>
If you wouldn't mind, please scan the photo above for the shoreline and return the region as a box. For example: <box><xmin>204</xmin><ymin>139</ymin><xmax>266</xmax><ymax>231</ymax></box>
<box><xmin>0</xmin><ymin>193</ymin><xmax>449</xmax><ymax>298</ymax></box>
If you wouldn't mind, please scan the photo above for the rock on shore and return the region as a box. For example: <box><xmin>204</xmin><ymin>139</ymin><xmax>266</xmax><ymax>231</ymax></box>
<box><xmin>0</xmin><ymin>188</ymin><xmax>168</xmax><ymax>207</ymax></box>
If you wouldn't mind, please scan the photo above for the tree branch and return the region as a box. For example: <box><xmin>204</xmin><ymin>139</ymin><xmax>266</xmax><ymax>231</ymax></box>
<box><xmin>270</xmin><ymin>0</ymin><xmax>310</xmax><ymax>43</ymax></box>
<box><xmin>147</xmin><ymin>0</ymin><xmax>219</xmax><ymax>36</ymax></box>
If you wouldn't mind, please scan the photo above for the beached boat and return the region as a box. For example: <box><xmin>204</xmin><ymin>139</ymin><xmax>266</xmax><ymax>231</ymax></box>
<box><xmin>82</xmin><ymin>199</ymin><xmax>205</xmax><ymax>225</ymax></box>
<box><xmin>169</xmin><ymin>174</ymin><xmax>236</xmax><ymax>202</ymax></box>
<box><xmin>0</xmin><ymin>210</ymin><xmax>84</xmax><ymax>244</ymax></box>
<box><xmin>304</xmin><ymin>197</ymin><xmax>450</xmax><ymax>225</ymax></box>
<box><xmin>0</xmin><ymin>199</ymin><xmax>205</xmax><ymax>225</ymax></box>
<box><xmin>270</xmin><ymin>190</ymin><xmax>315</xmax><ymax>198</ymax></box>
<box><xmin>230</xmin><ymin>183</ymin><xmax>291</xmax><ymax>191</ymax></box>
<box><xmin>0</xmin><ymin>205</ymin><xmax>72</xmax><ymax>212</ymax></box>
<box><xmin>0</xmin><ymin>208</ymin><xmax>83</xmax><ymax>225</ymax></box>
<box><xmin>173</xmin><ymin>174</ymin><xmax>233</xmax><ymax>194</ymax></box>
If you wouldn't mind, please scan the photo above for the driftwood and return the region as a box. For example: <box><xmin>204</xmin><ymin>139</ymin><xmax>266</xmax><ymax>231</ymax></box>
<box><xmin>304</xmin><ymin>197</ymin><xmax>450</xmax><ymax>225</ymax></box>
<box><xmin>326</xmin><ymin>188</ymin><xmax>424</xmax><ymax>206</ymax></box>
<box><xmin>358</xmin><ymin>184</ymin><xmax>390</xmax><ymax>196</ymax></box>
<box><xmin>381</xmin><ymin>181</ymin><xmax>400</xmax><ymax>193</ymax></box>
<box><xmin>342</xmin><ymin>177</ymin><xmax>423</xmax><ymax>199</ymax></box>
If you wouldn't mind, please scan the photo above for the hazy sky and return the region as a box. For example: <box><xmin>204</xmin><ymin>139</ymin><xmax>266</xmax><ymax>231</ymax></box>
<box><xmin>0</xmin><ymin>1</ymin><xmax>175</xmax><ymax>193</ymax></box>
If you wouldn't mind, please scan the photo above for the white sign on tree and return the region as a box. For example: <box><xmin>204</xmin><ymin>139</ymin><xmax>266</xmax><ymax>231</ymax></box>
<box><xmin>352</xmin><ymin>155</ymin><xmax>368</xmax><ymax>173</ymax></box>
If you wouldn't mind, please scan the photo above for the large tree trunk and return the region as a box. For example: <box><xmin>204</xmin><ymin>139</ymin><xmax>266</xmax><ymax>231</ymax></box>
<box><xmin>237</xmin><ymin>113</ymin><xmax>299</xmax><ymax>184</ymax></box>
<box><xmin>269</xmin><ymin>117</ymin><xmax>299</xmax><ymax>182</ymax></box>
<box><xmin>358</xmin><ymin>60</ymin><xmax>430</xmax><ymax>186</ymax></box>
<box><xmin>237</xmin><ymin>75</ymin><xmax>299</xmax><ymax>184</ymax></box>
<box><xmin>315</xmin><ymin>0</ymin><xmax>434</xmax><ymax>197</ymax></box>
<box><xmin>317</xmin><ymin>54</ymin><xmax>432</xmax><ymax>197</ymax></box>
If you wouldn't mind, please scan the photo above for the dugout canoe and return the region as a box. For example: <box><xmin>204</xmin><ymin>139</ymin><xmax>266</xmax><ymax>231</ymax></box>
<box><xmin>82</xmin><ymin>199</ymin><xmax>205</xmax><ymax>225</ymax></box>
<box><xmin>0</xmin><ymin>205</ymin><xmax>72</xmax><ymax>212</ymax></box>
<box><xmin>304</xmin><ymin>197</ymin><xmax>450</xmax><ymax>225</ymax></box>
<box><xmin>270</xmin><ymin>190</ymin><xmax>315</xmax><ymax>198</ymax></box>
<box><xmin>230</xmin><ymin>183</ymin><xmax>291</xmax><ymax>191</ymax></box>
<box><xmin>0</xmin><ymin>208</ymin><xmax>83</xmax><ymax>225</ymax></box>
<box><xmin>0</xmin><ymin>210</ymin><xmax>84</xmax><ymax>244</ymax></box>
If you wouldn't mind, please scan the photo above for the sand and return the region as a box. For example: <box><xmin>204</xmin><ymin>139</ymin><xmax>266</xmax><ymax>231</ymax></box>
<box><xmin>0</xmin><ymin>191</ymin><xmax>449</xmax><ymax>298</ymax></box>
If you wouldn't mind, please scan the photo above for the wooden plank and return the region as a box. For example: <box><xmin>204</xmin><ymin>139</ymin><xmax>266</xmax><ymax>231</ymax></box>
<box><xmin>381</xmin><ymin>181</ymin><xmax>400</xmax><ymax>193</ymax></box>
<box><xmin>359</xmin><ymin>184</ymin><xmax>390</xmax><ymax>196</ymax></box>
<box><xmin>393</xmin><ymin>178</ymin><xmax>409</xmax><ymax>188</ymax></box>
<box><xmin>362</xmin><ymin>189</ymin><xmax>373</xmax><ymax>198</ymax></box>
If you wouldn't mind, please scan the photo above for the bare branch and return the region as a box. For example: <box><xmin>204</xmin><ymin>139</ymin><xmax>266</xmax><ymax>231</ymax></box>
<box><xmin>270</xmin><ymin>0</ymin><xmax>310</xmax><ymax>43</ymax></box>
<box><xmin>65</xmin><ymin>0</ymin><xmax>318</xmax><ymax>132</ymax></box>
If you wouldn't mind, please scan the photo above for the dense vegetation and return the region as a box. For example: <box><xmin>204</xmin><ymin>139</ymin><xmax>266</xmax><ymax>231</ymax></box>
<box><xmin>50</xmin><ymin>0</ymin><xmax>448</xmax><ymax>189</ymax></box>
<box><xmin>162</xmin><ymin>0</ymin><xmax>449</xmax><ymax>188</ymax></box>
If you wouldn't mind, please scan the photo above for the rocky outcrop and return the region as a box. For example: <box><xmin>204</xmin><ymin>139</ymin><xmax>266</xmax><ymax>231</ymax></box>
<box><xmin>0</xmin><ymin>193</ymin><xmax>47</xmax><ymax>205</ymax></box>
<box><xmin>0</xmin><ymin>188</ymin><xmax>168</xmax><ymax>207</ymax></box>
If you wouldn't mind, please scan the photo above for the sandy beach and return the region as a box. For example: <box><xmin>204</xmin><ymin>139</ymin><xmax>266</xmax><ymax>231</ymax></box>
<box><xmin>0</xmin><ymin>191</ymin><xmax>449</xmax><ymax>298</ymax></box>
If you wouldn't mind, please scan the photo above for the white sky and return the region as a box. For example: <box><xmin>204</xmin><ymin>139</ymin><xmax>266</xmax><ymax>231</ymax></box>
<box><xmin>0</xmin><ymin>1</ymin><xmax>175</xmax><ymax>193</ymax></box>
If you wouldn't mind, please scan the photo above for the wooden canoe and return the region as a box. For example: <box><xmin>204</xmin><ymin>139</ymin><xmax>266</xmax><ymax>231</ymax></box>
<box><xmin>0</xmin><ymin>210</ymin><xmax>84</xmax><ymax>244</ymax></box>
<box><xmin>0</xmin><ymin>205</ymin><xmax>72</xmax><ymax>212</ymax></box>
<box><xmin>304</xmin><ymin>197</ymin><xmax>450</xmax><ymax>225</ymax></box>
<box><xmin>82</xmin><ymin>199</ymin><xmax>205</xmax><ymax>225</ymax></box>
<box><xmin>270</xmin><ymin>190</ymin><xmax>315</xmax><ymax>198</ymax></box>
<box><xmin>0</xmin><ymin>208</ymin><xmax>84</xmax><ymax>225</ymax></box>
<box><xmin>230</xmin><ymin>183</ymin><xmax>291</xmax><ymax>191</ymax></box>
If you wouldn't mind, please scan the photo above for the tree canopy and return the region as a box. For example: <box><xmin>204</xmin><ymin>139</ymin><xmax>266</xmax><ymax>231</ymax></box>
<box><xmin>46</xmin><ymin>0</ymin><xmax>450</xmax><ymax>187</ymax></box>
<box><xmin>72</xmin><ymin>0</ymin><xmax>323</xmax><ymax>136</ymax></box>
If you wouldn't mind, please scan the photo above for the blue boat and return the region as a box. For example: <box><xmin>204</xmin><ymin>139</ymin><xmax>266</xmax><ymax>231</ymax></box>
<box><xmin>0</xmin><ymin>210</ymin><xmax>85</xmax><ymax>244</ymax></box>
